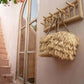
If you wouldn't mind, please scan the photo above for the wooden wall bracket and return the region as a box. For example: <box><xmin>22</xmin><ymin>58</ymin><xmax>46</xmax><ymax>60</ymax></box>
<box><xmin>41</xmin><ymin>0</ymin><xmax>83</xmax><ymax>32</ymax></box>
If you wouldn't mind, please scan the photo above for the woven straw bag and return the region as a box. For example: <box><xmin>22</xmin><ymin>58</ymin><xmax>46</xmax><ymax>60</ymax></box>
<box><xmin>39</xmin><ymin>16</ymin><xmax>79</xmax><ymax>61</ymax></box>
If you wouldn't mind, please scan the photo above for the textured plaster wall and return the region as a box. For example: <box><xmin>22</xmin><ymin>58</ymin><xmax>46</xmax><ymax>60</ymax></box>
<box><xmin>36</xmin><ymin>0</ymin><xmax>84</xmax><ymax>84</ymax></box>
<box><xmin>0</xmin><ymin>2</ymin><xmax>22</xmax><ymax>80</ymax></box>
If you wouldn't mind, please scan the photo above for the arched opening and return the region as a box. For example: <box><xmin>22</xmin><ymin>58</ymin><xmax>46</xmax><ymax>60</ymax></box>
<box><xmin>16</xmin><ymin>0</ymin><xmax>38</xmax><ymax>84</ymax></box>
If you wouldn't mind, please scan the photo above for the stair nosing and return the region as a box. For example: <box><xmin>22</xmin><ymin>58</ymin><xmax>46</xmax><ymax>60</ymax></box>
<box><xmin>2</xmin><ymin>74</ymin><xmax>13</xmax><ymax>77</ymax></box>
<box><xmin>0</xmin><ymin>66</ymin><xmax>10</xmax><ymax>68</ymax></box>
<box><xmin>0</xmin><ymin>59</ymin><xmax>9</xmax><ymax>61</ymax></box>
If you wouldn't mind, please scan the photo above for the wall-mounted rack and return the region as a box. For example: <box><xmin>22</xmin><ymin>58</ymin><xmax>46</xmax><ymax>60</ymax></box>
<box><xmin>41</xmin><ymin>0</ymin><xmax>83</xmax><ymax>32</ymax></box>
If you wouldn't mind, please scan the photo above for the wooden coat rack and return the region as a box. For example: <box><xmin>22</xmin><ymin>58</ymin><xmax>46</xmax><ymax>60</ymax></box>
<box><xmin>41</xmin><ymin>0</ymin><xmax>83</xmax><ymax>32</ymax></box>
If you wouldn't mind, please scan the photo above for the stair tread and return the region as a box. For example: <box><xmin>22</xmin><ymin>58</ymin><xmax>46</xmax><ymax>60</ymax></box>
<box><xmin>0</xmin><ymin>66</ymin><xmax>10</xmax><ymax>68</ymax></box>
<box><xmin>0</xmin><ymin>48</ymin><xmax>6</xmax><ymax>50</ymax></box>
<box><xmin>0</xmin><ymin>59</ymin><xmax>9</xmax><ymax>66</ymax></box>
<box><xmin>0</xmin><ymin>52</ymin><xmax>8</xmax><ymax>54</ymax></box>
<box><xmin>0</xmin><ymin>74</ymin><xmax>13</xmax><ymax>83</ymax></box>
<box><xmin>2</xmin><ymin>74</ymin><xmax>13</xmax><ymax>79</ymax></box>
<box><xmin>0</xmin><ymin>55</ymin><xmax>7</xmax><ymax>57</ymax></box>
<box><xmin>0</xmin><ymin>54</ymin><xmax>8</xmax><ymax>56</ymax></box>
<box><xmin>0</xmin><ymin>46</ymin><xmax>6</xmax><ymax>49</ymax></box>
<box><xmin>0</xmin><ymin>43</ymin><xmax>5</xmax><ymax>45</ymax></box>
<box><xmin>0</xmin><ymin>59</ymin><xmax>9</xmax><ymax>61</ymax></box>
<box><xmin>0</xmin><ymin>50</ymin><xmax>7</xmax><ymax>52</ymax></box>
<box><xmin>0</xmin><ymin>56</ymin><xmax>8</xmax><ymax>59</ymax></box>
<box><xmin>2</xmin><ymin>74</ymin><xmax>12</xmax><ymax>76</ymax></box>
<box><xmin>0</xmin><ymin>32</ymin><xmax>3</xmax><ymax>34</ymax></box>
<box><xmin>0</xmin><ymin>44</ymin><xmax>5</xmax><ymax>46</ymax></box>
<box><xmin>0</xmin><ymin>52</ymin><xmax>7</xmax><ymax>54</ymax></box>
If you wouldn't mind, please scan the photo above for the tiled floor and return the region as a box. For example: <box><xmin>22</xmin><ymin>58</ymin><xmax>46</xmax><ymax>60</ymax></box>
<box><xmin>15</xmin><ymin>79</ymin><xmax>34</xmax><ymax>84</ymax></box>
<box><xmin>16</xmin><ymin>79</ymin><xmax>24</xmax><ymax>84</ymax></box>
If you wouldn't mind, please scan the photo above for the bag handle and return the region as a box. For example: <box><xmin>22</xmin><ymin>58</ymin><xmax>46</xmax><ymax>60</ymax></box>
<box><xmin>55</xmin><ymin>14</ymin><xmax>71</xmax><ymax>33</ymax></box>
<box><xmin>47</xmin><ymin>14</ymin><xmax>71</xmax><ymax>34</ymax></box>
<box><xmin>55</xmin><ymin>17</ymin><xmax>59</xmax><ymax>32</ymax></box>
<box><xmin>59</xmin><ymin>15</ymin><xmax>71</xmax><ymax>32</ymax></box>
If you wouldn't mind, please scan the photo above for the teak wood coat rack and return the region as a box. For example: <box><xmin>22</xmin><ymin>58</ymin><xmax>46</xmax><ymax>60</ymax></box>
<box><xmin>41</xmin><ymin>0</ymin><xmax>83</xmax><ymax>32</ymax></box>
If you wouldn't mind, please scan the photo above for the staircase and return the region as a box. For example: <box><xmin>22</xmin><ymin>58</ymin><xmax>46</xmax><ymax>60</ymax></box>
<box><xmin>0</xmin><ymin>27</ymin><xmax>14</xmax><ymax>84</ymax></box>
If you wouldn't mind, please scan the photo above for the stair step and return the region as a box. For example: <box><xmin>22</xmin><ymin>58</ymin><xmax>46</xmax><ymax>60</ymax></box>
<box><xmin>0</xmin><ymin>33</ymin><xmax>3</xmax><ymax>35</ymax></box>
<box><xmin>0</xmin><ymin>28</ymin><xmax>13</xmax><ymax>83</ymax></box>
<box><xmin>0</xmin><ymin>45</ymin><xmax>6</xmax><ymax>48</ymax></box>
<box><xmin>0</xmin><ymin>39</ymin><xmax>4</xmax><ymax>42</ymax></box>
<box><xmin>0</xmin><ymin>35</ymin><xmax>4</xmax><ymax>39</ymax></box>
<box><xmin>0</xmin><ymin>36</ymin><xmax>3</xmax><ymax>38</ymax></box>
<box><xmin>0</xmin><ymin>32</ymin><xmax>3</xmax><ymax>34</ymax></box>
<box><xmin>0</xmin><ymin>54</ymin><xmax>8</xmax><ymax>59</ymax></box>
<box><xmin>0</xmin><ymin>48</ymin><xmax>6</xmax><ymax>53</ymax></box>
<box><xmin>0</xmin><ymin>41</ymin><xmax>5</xmax><ymax>44</ymax></box>
<box><xmin>0</xmin><ymin>66</ymin><xmax>10</xmax><ymax>75</ymax></box>
<box><xmin>0</xmin><ymin>59</ymin><xmax>9</xmax><ymax>66</ymax></box>
<box><xmin>0</xmin><ymin>77</ymin><xmax>8</xmax><ymax>84</ymax></box>
<box><xmin>0</xmin><ymin>49</ymin><xmax>7</xmax><ymax>53</ymax></box>
<box><xmin>0</xmin><ymin>48</ymin><xmax>6</xmax><ymax>50</ymax></box>
<box><xmin>2</xmin><ymin>74</ymin><xmax>13</xmax><ymax>83</ymax></box>
<box><xmin>0</xmin><ymin>51</ymin><xmax>7</xmax><ymax>55</ymax></box>
<box><xmin>0</xmin><ymin>77</ymin><xmax>13</xmax><ymax>84</ymax></box>
<box><xmin>0</xmin><ymin>42</ymin><xmax>5</xmax><ymax>45</ymax></box>
<box><xmin>0</xmin><ymin>38</ymin><xmax>4</xmax><ymax>40</ymax></box>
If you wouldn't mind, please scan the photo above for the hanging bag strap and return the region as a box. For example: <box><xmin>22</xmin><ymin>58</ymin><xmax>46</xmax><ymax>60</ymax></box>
<box><xmin>47</xmin><ymin>14</ymin><xmax>71</xmax><ymax>34</ymax></box>
<box><xmin>59</xmin><ymin>15</ymin><xmax>71</xmax><ymax>32</ymax></box>
<box><xmin>56</xmin><ymin>17</ymin><xmax>60</xmax><ymax>32</ymax></box>
<box><xmin>55</xmin><ymin>14</ymin><xmax>71</xmax><ymax>33</ymax></box>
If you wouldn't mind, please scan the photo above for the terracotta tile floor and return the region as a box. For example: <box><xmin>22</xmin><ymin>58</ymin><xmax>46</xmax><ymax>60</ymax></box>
<box><xmin>16</xmin><ymin>79</ymin><xmax>24</xmax><ymax>84</ymax></box>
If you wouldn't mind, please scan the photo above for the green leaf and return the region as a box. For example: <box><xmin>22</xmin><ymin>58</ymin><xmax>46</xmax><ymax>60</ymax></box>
<box><xmin>4</xmin><ymin>0</ymin><xmax>6</xmax><ymax>3</ymax></box>
<box><xmin>14</xmin><ymin>0</ymin><xmax>16</xmax><ymax>4</ymax></box>
<box><xmin>5</xmin><ymin>0</ymin><xmax>8</xmax><ymax>4</ymax></box>
<box><xmin>2</xmin><ymin>0</ymin><xmax>5</xmax><ymax>4</ymax></box>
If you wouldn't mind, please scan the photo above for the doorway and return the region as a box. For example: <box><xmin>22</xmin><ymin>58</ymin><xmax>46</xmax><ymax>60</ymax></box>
<box><xmin>16</xmin><ymin>0</ymin><xmax>38</xmax><ymax>84</ymax></box>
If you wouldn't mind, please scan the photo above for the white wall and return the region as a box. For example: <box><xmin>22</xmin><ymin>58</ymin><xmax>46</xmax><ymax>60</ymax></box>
<box><xmin>0</xmin><ymin>2</ymin><xmax>22</xmax><ymax>80</ymax></box>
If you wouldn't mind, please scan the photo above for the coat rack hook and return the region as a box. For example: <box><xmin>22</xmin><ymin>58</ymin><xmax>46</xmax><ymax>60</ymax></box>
<box><xmin>49</xmin><ymin>12</ymin><xmax>53</xmax><ymax>16</ymax></box>
<box><xmin>43</xmin><ymin>16</ymin><xmax>46</xmax><ymax>19</ymax></box>
<box><xmin>56</xmin><ymin>8</ymin><xmax>62</xmax><ymax>13</ymax></box>
<box><xmin>66</xmin><ymin>2</ymin><xmax>74</xmax><ymax>7</ymax></box>
<box><xmin>41</xmin><ymin>23</ymin><xmax>45</xmax><ymax>26</ymax></box>
<box><xmin>49</xmin><ymin>12</ymin><xmax>57</xmax><ymax>19</ymax></box>
<box><xmin>56</xmin><ymin>8</ymin><xmax>69</xmax><ymax>16</ymax></box>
